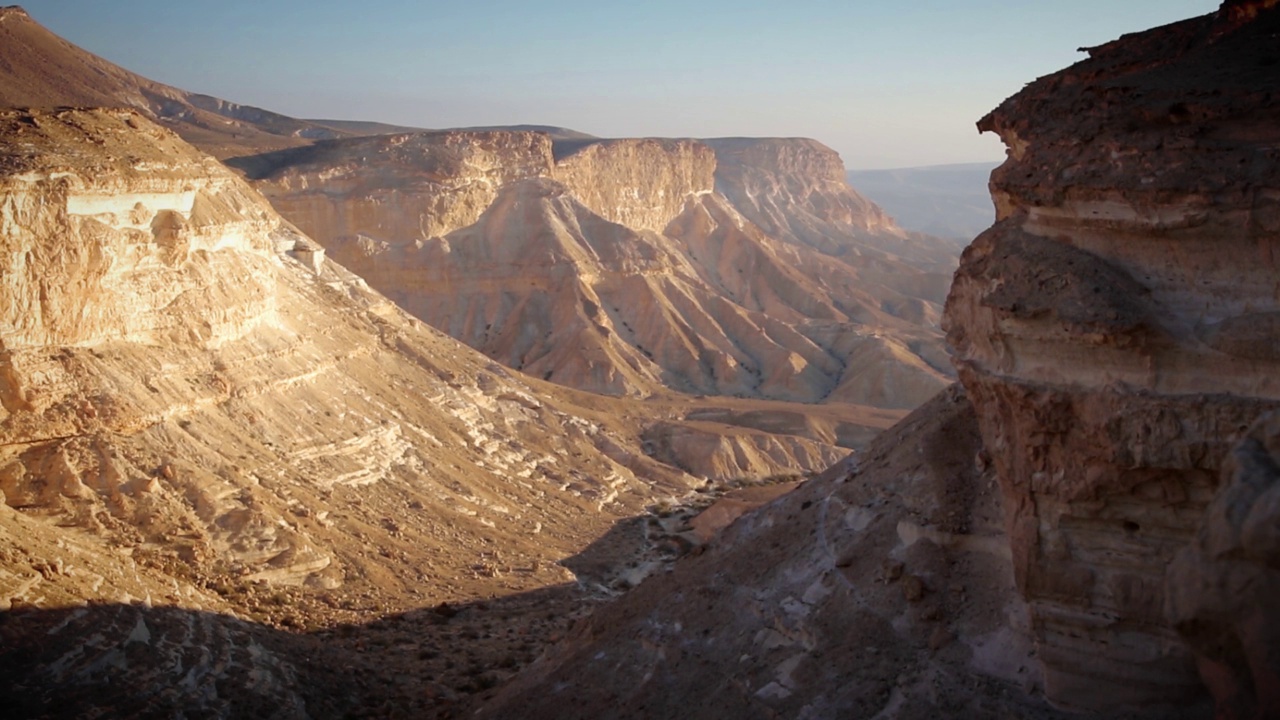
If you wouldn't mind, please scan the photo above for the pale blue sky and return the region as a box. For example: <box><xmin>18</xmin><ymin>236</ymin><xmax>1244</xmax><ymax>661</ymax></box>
<box><xmin>20</xmin><ymin>1</ymin><xmax>1218</xmax><ymax>168</ymax></box>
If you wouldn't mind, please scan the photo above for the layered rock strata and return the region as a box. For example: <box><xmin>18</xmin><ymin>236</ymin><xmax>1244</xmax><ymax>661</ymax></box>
<box><xmin>552</xmin><ymin>137</ymin><xmax>716</xmax><ymax>232</ymax></box>
<box><xmin>945</xmin><ymin>1</ymin><xmax>1280</xmax><ymax>710</ymax></box>
<box><xmin>1167</xmin><ymin>412</ymin><xmax>1280</xmax><ymax>719</ymax></box>
<box><xmin>704</xmin><ymin>137</ymin><xmax>964</xmax><ymax>270</ymax></box>
<box><xmin>0</xmin><ymin>108</ymin><xmax>852</xmax><ymax>617</ymax></box>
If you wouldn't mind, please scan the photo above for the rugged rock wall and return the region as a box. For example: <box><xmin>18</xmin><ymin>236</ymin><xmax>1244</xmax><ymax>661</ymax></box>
<box><xmin>0</xmin><ymin>108</ymin><xmax>694</xmax><ymax>595</ymax></box>
<box><xmin>477</xmin><ymin>4</ymin><xmax>1277</xmax><ymax>718</ymax></box>
<box><xmin>0</xmin><ymin>108</ymin><xmax>912</xmax><ymax>716</ymax></box>
<box><xmin>238</xmin><ymin>130</ymin><xmax>555</xmax><ymax>250</ymax></box>
<box><xmin>945</xmin><ymin>2</ymin><xmax>1280</xmax><ymax>710</ymax></box>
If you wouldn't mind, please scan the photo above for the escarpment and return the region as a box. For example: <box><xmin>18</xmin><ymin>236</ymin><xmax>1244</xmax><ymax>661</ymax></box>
<box><xmin>703</xmin><ymin>137</ymin><xmax>964</xmax><ymax>270</ymax></box>
<box><xmin>0</xmin><ymin>107</ymin><xmax>701</xmax><ymax>588</ymax></box>
<box><xmin>946</xmin><ymin>1</ymin><xmax>1280</xmax><ymax>711</ymax></box>
<box><xmin>238</xmin><ymin>129</ymin><xmax>954</xmax><ymax>410</ymax></box>
<box><xmin>481</xmin><ymin>386</ymin><xmax>1112</xmax><ymax>720</ymax></box>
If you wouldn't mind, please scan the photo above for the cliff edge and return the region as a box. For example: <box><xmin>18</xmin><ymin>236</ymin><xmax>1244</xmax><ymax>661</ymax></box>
<box><xmin>947</xmin><ymin>0</ymin><xmax>1280</xmax><ymax>712</ymax></box>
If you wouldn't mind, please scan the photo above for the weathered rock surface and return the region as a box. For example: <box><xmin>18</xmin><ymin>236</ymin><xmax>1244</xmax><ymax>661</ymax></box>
<box><xmin>946</xmin><ymin>1</ymin><xmax>1280</xmax><ymax>711</ymax></box>
<box><xmin>0</xmin><ymin>107</ymin><xmax>680</xmax><ymax>590</ymax></box>
<box><xmin>704</xmin><ymin>137</ymin><xmax>964</xmax><ymax>270</ymax></box>
<box><xmin>481</xmin><ymin>386</ymin><xmax>1201</xmax><ymax>719</ymax></box>
<box><xmin>1167</xmin><ymin>412</ymin><xmax>1280</xmax><ymax>720</ymax></box>
<box><xmin>478</xmin><ymin>3</ymin><xmax>1276</xmax><ymax>718</ymax></box>
<box><xmin>553</xmin><ymin>137</ymin><xmax>716</xmax><ymax>232</ymax></box>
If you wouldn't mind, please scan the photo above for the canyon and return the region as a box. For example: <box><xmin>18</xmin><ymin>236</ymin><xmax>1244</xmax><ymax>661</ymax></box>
<box><xmin>0</xmin><ymin>106</ymin><xmax>870</xmax><ymax>716</ymax></box>
<box><xmin>0</xmin><ymin>6</ymin><xmax>949</xmax><ymax>717</ymax></box>
<box><xmin>1</xmin><ymin>1</ymin><xmax>1277</xmax><ymax>719</ymax></box>
<box><xmin>481</xmin><ymin>2</ymin><xmax>1280</xmax><ymax>718</ymax></box>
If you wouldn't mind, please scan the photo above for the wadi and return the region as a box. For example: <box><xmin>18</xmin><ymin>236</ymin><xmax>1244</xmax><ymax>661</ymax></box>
<box><xmin>0</xmin><ymin>1</ymin><xmax>1277</xmax><ymax>719</ymax></box>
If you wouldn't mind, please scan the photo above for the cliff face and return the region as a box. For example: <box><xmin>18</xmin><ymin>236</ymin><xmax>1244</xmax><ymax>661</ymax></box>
<box><xmin>0</xmin><ymin>108</ymin><xmax>693</xmax><ymax>589</ymax></box>
<box><xmin>478</xmin><ymin>4</ymin><xmax>1278</xmax><ymax>718</ymax></box>
<box><xmin>481</xmin><ymin>387</ymin><xmax>1120</xmax><ymax>720</ymax></box>
<box><xmin>945</xmin><ymin>2</ymin><xmax>1280</xmax><ymax>710</ymax></box>
<box><xmin>552</xmin><ymin>137</ymin><xmax>716</xmax><ymax>232</ymax></box>
<box><xmin>238</xmin><ymin>130</ymin><xmax>555</xmax><ymax>244</ymax></box>
<box><xmin>239</xmin><ymin>131</ymin><xmax>954</xmax><ymax>409</ymax></box>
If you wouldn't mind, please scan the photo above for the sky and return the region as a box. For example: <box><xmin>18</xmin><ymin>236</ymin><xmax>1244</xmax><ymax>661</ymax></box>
<box><xmin>19</xmin><ymin>1</ymin><xmax>1219</xmax><ymax>169</ymax></box>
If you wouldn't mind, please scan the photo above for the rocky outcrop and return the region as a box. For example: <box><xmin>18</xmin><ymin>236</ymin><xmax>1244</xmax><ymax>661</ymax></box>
<box><xmin>0</xmin><ymin>107</ymin><xmax>887</xmax><ymax>714</ymax></box>
<box><xmin>235</xmin><ymin>130</ymin><xmax>555</xmax><ymax>261</ymax></box>
<box><xmin>945</xmin><ymin>2</ymin><xmax>1280</xmax><ymax>711</ymax></box>
<box><xmin>0</xmin><ymin>108</ymin><xmax>664</xmax><ymax>590</ymax></box>
<box><xmin>475</xmin><ymin>4</ymin><xmax>1278</xmax><ymax>718</ymax></box>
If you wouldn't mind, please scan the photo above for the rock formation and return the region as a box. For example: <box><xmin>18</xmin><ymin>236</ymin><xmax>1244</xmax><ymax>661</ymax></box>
<box><xmin>703</xmin><ymin>137</ymin><xmax>960</xmax><ymax>270</ymax></box>
<box><xmin>552</xmin><ymin>137</ymin><xmax>716</xmax><ymax>233</ymax></box>
<box><xmin>0</xmin><ymin>3</ymin><xmax>959</xmax><ymax>446</ymax></box>
<box><xmin>947</xmin><ymin>1</ymin><xmax>1280</xmax><ymax>709</ymax></box>
<box><xmin>1167</xmin><ymin>412</ymin><xmax>1280</xmax><ymax>719</ymax></box>
<box><xmin>480</xmin><ymin>386</ymin><xmax>1158</xmax><ymax>719</ymax></box>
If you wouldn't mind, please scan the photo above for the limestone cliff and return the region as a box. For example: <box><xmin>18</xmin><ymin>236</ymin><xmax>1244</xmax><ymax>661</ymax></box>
<box><xmin>0</xmin><ymin>108</ymin><xmax>691</xmax><ymax>590</ymax></box>
<box><xmin>946</xmin><ymin>1</ymin><xmax>1280</xmax><ymax>711</ymax></box>
<box><xmin>235</xmin><ymin>130</ymin><xmax>555</xmax><ymax>268</ymax></box>
<box><xmin>481</xmin><ymin>387</ymin><xmax>1173</xmax><ymax>720</ymax></box>
<box><xmin>703</xmin><ymin>137</ymin><xmax>963</xmax><ymax>270</ymax></box>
